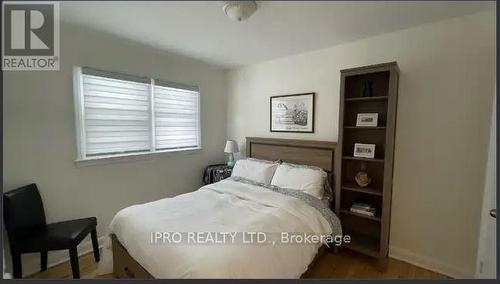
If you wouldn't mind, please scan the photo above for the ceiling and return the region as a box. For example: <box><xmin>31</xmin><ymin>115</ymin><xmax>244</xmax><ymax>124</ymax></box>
<box><xmin>60</xmin><ymin>1</ymin><xmax>493</xmax><ymax>68</ymax></box>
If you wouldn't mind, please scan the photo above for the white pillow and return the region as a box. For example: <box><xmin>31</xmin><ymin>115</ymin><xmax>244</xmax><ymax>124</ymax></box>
<box><xmin>231</xmin><ymin>158</ymin><xmax>279</xmax><ymax>185</ymax></box>
<box><xmin>271</xmin><ymin>163</ymin><xmax>327</xmax><ymax>199</ymax></box>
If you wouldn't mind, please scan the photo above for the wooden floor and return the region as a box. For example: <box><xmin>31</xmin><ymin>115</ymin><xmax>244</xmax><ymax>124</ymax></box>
<box><xmin>305</xmin><ymin>249</ymin><xmax>448</xmax><ymax>279</ymax></box>
<box><xmin>28</xmin><ymin>248</ymin><xmax>448</xmax><ymax>279</ymax></box>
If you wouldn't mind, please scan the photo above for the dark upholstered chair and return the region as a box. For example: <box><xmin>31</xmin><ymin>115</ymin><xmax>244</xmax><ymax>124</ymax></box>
<box><xmin>3</xmin><ymin>184</ymin><xmax>99</xmax><ymax>278</ymax></box>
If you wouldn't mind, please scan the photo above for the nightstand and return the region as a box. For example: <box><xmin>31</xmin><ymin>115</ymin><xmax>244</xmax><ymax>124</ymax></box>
<box><xmin>203</xmin><ymin>164</ymin><xmax>233</xmax><ymax>185</ymax></box>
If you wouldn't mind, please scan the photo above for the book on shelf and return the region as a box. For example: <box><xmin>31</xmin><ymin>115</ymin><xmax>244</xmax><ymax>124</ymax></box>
<box><xmin>351</xmin><ymin>202</ymin><xmax>374</xmax><ymax>210</ymax></box>
<box><xmin>350</xmin><ymin>208</ymin><xmax>375</xmax><ymax>217</ymax></box>
<box><xmin>350</xmin><ymin>202</ymin><xmax>376</xmax><ymax>217</ymax></box>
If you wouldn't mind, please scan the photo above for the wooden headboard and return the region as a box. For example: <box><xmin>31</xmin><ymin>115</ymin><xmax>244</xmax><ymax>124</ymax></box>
<box><xmin>246</xmin><ymin>137</ymin><xmax>336</xmax><ymax>173</ymax></box>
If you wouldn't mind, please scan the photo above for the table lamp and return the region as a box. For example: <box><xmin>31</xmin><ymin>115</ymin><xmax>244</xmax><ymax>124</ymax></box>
<box><xmin>224</xmin><ymin>140</ymin><xmax>239</xmax><ymax>167</ymax></box>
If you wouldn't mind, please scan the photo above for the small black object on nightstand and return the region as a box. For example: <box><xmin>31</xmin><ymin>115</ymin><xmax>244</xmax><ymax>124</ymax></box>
<box><xmin>203</xmin><ymin>164</ymin><xmax>233</xmax><ymax>185</ymax></box>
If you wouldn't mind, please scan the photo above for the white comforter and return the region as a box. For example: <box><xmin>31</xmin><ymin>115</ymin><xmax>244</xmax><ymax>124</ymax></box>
<box><xmin>99</xmin><ymin>179</ymin><xmax>334</xmax><ymax>278</ymax></box>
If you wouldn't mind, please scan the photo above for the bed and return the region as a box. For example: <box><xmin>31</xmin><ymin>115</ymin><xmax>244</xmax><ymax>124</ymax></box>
<box><xmin>102</xmin><ymin>137</ymin><xmax>339</xmax><ymax>278</ymax></box>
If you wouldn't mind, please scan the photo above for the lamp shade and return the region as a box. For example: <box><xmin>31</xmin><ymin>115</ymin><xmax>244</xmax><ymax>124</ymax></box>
<box><xmin>224</xmin><ymin>140</ymin><xmax>239</xmax><ymax>153</ymax></box>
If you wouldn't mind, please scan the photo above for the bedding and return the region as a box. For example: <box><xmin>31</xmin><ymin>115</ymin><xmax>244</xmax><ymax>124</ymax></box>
<box><xmin>98</xmin><ymin>177</ymin><xmax>341</xmax><ymax>278</ymax></box>
<box><xmin>271</xmin><ymin>163</ymin><xmax>327</xmax><ymax>199</ymax></box>
<box><xmin>230</xmin><ymin>158</ymin><xmax>279</xmax><ymax>184</ymax></box>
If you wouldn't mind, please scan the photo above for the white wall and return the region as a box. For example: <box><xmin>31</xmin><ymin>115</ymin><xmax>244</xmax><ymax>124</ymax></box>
<box><xmin>3</xmin><ymin>22</ymin><xmax>227</xmax><ymax>275</ymax></box>
<box><xmin>226</xmin><ymin>10</ymin><xmax>496</xmax><ymax>278</ymax></box>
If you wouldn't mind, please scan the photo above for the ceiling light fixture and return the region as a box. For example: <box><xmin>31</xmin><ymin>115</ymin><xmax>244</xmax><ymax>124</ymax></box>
<box><xmin>222</xmin><ymin>1</ymin><xmax>257</xmax><ymax>22</ymax></box>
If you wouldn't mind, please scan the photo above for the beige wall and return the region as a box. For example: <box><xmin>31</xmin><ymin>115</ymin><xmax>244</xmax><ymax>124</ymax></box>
<box><xmin>226</xmin><ymin>10</ymin><xmax>496</xmax><ymax>277</ymax></box>
<box><xmin>475</xmin><ymin>94</ymin><xmax>496</xmax><ymax>278</ymax></box>
<box><xmin>3</xmin><ymin>22</ymin><xmax>227</xmax><ymax>274</ymax></box>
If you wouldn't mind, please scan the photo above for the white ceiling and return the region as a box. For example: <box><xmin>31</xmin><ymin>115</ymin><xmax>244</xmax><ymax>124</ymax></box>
<box><xmin>61</xmin><ymin>1</ymin><xmax>493</xmax><ymax>68</ymax></box>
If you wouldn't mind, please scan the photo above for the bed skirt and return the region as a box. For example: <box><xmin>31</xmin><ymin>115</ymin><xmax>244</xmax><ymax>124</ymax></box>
<box><xmin>111</xmin><ymin>234</ymin><xmax>326</xmax><ymax>279</ymax></box>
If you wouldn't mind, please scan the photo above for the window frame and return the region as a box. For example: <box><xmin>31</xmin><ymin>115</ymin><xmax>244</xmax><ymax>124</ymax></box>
<box><xmin>73</xmin><ymin>66</ymin><xmax>202</xmax><ymax>164</ymax></box>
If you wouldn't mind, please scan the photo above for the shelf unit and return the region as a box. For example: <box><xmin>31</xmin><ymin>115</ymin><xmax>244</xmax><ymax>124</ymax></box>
<box><xmin>343</xmin><ymin>156</ymin><xmax>385</xmax><ymax>163</ymax></box>
<box><xmin>344</xmin><ymin>126</ymin><xmax>387</xmax><ymax>130</ymax></box>
<box><xmin>342</xmin><ymin>183</ymin><xmax>383</xmax><ymax>196</ymax></box>
<box><xmin>335</xmin><ymin>62</ymin><xmax>399</xmax><ymax>265</ymax></box>
<box><xmin>344</xmin><ymin>96</ymin><xmax>388</xmax><ymax>102</ymax></box>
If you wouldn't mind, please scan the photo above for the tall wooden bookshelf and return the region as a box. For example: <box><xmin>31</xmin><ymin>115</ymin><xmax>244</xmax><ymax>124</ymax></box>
<box><xmin>335</xmin><ymin>62</ymin><xmax>399</xmax><ymax>266</ymax></box>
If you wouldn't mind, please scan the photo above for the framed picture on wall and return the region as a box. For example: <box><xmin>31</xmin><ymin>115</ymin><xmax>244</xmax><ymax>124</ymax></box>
<box><xmin>270</xmin><ymin>93</ymin><xmax>315</xmax><ymax>133</ymax></box>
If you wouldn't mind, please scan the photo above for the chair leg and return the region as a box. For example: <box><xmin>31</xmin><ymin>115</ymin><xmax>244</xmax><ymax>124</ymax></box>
<box><xmin>41</xmin><ymin>250</ymin><xmax>48</xmax><ymax>271</ymax></box>
<box><xmin>12</xmin><ymin>251</ymin><xmax>22</xmax><ymax>279</ymax></box>
<box><xmin>91</xmin><ymin>229</ymin><xmax>100</xmax><ymax>262</ymax></box>
<box><xmin>69</xmin><ymin>246</ymin><xmax>80</xmax><ymax>279</ymax></box>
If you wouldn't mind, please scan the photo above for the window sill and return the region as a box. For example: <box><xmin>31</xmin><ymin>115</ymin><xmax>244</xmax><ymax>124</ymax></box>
<box><xmin>74</xmin><ymin>147</ymin><xmax>203</xmax><ymax>167</ymax></box>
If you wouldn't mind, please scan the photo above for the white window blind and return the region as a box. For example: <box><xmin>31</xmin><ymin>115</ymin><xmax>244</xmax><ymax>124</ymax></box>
<box><xmin>154</xmin><ymin>84</ymin><xmax>200</xmax><ymax>150</ymax></box>
<box><xmin>74</xmin><ymin>67</ymin><xmax>201</xmax><ymax>161</ymax></box>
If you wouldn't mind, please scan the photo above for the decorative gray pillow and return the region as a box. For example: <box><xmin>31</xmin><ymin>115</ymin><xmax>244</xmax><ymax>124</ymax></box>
<box><xmin>322</xmin><ymin>176</ymin><xmax>334</xmax><ymax>205</ymax></box>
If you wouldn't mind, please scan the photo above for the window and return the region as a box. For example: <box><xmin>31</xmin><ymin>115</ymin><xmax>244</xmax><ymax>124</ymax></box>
<box><xmin>153</xmin><ymin>82</ymin><xmax>200</xmax><ymax>150</ymax></box>
<box><xmin>73</xmin><ymin>67</ymin><xmax>201</xmax><ymax>161</ymax></box>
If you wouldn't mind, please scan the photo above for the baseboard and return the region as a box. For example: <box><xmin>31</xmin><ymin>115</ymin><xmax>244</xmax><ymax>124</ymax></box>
<box><xmin>16</xmin><ymin>239</ymin><xmax>471</xmax><ymax>278</ymax></box>
<box><xmin>21</xmin><ymin>236</ymin><xmax>106</xmax><ymax>278</ymax></box>
<box><xmin>389</xmin><ymin>245</ymin><xmax>473</xmax><ymax>279</ymax></box>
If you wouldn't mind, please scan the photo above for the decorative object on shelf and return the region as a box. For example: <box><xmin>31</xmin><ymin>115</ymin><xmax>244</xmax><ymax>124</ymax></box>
<box><xmin>353</xmin><ymin>143</ymin><xmax>376</xmax><ymax>159</ymax></box>
<box><xmin>270</xmin><ymin>93</ymin><xmax>315</xmax><ymax>133</ymax></box>
<box><xmin>355</xmin><ymin>162</ymin><xmax>371</xmax><ymax>188</ymax></box>
<box><xmin>224</xmin><ymin>140</ymin><xmax>239</xmax><ymax>167</ymax></box>
<box><xmin>356</xmin><ymin>113</ymin><xmax>378</xmax><ymax>127</ymax></box>
<box><xmin>350</xmin><ymin>202</ymin><xmax>376</xmax><ymax>217</ymax></box>
<box><xmin>203</xmin><ymin>164</ymin><xmax>233</xmax><ymax>185</ymax></box>
<box><xmin>362</xmin><ymin>80</ymin><xmax>374</xmax><ymax>97</ymax></box>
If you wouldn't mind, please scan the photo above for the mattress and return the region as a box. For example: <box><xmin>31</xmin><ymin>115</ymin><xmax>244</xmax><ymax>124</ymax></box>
<box><xmin>98</xmin><ymin>178</ymin><xmax>341</xmax><ymax>278</ymax></box>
